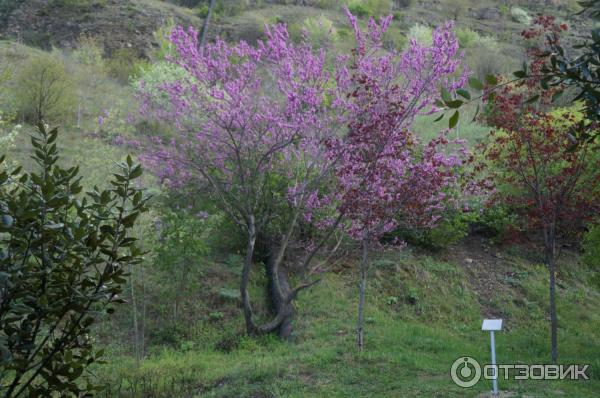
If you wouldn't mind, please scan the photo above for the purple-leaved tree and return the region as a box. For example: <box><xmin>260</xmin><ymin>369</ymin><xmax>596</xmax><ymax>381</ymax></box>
<box><xmin>326</xmin><ymin>12</ymin><xmax>469</xmax><ymax>350</ymax></box>
<box><xmin>139</xmin><ymin>23</ymin><xmax>344</xmax><ymax>338</ymax></box>
<box><xmin>139</xmin><ymin>11</ymin><xmax>468</xmax><ymax>341</ymax></box>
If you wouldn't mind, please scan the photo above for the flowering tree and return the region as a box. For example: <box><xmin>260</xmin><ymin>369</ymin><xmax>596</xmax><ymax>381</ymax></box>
<box><xmin>140</xmin><ymin>11</ymin><xmax>468</xmax><ymax>341</ymax></box>
<box><xmin>139</xmin><ymin>23</ymin><xmax>343</xmax><ymax>338</ymax></box>
<box><xmin>327</xmin><ymin>13</ymin><xmax>468</xmax><ymax>350</ymax></box>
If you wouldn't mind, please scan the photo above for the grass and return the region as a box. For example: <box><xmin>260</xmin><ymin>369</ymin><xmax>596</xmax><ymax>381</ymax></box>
<box><xmin>95</xmin><ymin>246</ymin><xmax>600</xmax><ymax>397</ymax></box>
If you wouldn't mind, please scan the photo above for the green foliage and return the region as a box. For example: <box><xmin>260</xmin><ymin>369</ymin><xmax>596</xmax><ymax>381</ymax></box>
<box><xmin>153</xmin><ymin>207</ymin><xmax>212</xmax><ymax>275</ymax></box>
<box><xmin>152</xmin><ymin>19</ymin><xmax>177</xmax><ymax>61</ymax></box>
<box><xmin>475</xmin><ymin>205</ymin><xmax>520</xmax><ymax>242</ymax></box>
<box><xmin>455</xmin><ymin>28</ymin><xmax>480</xmax><ymax>48</ymax></box>
<box><xmin>50</xmin><ymin>0</ymin><xmax>106</xmax><ymax>11</ymax></box>
<box><xmin>346</xmin><ymin>0</ymin><xmax>391</xmax><ymax>18</ymax></box>
<box><xmin>0</xmin><ymin>113</ymin><xmax>20</xmax><ymax>155</ymax></box>
<box><xmin>0</xmin><ymin>0</ymin><xmax>21</xmax><ymax>27</ymax></box>
<box><xmin>315</xmin><ymin>0</ymin><xmax>340</xmax><ymax>9</ymax></box>
<box><xmin>463</xmin><ymin>36</ymin><xmax>517</xmax><ymax>80</ymax></box>
<box><xmin>107</xmin><ymin>48</ymin><xmax>147</xmax><ymax>84</ymax></box>
<box><xmin>71</xmin><ymin>35</ymin><xmax>105</xmax><ymax>70</ymax></box>
<box><xmin>0</xmin><ymin>124</ymin><xmax>148</xmax><ymax>397</ymax></box>
<box><xmin>393</xmin><ymin>210</ymin><xmax>470</xmax><ymax>250</ymax></box>
<box><xmin>382</xmin><ymin>25</ymin><xmax>406</xmax><ymax>51</ymax></box>
<box><xmin>301</xmin><ymin>15</ymin><xmax>339</xmax><ymax>47</ymax></box>
<box><xmin>13</xmin><ymin>54</ymin><xmax>76</xmax><ymax>124</ymax></box>
<box><xmin>442</xmin><ymin>0</ymin><xmax>468</xmax><ymax>20</ymax></box>
<box><xmin>511</xmin><ymin>6</ymin><xmax>532</xmax><ymax>25</ymax></box>
<box><xmin>407</xmin><ymin>23</ymin><xmax>432</xmax><ymax>46</ymax></box>
<box><xmin>583</xmin><ymin>223</ymin><xmax>600</xmax><ymax>268</ymax></box>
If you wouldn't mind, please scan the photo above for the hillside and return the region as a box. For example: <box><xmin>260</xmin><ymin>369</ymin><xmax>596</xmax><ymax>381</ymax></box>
<box><xmin>0</xmin><ymin>0</ymin><xmax>593</xmax><ymax>56</ymax></box>
<box><xmin>1</xmin><ymin>1</ymin><xmax>600</xmax><ymax>397</ymax></box>
<box><xmin>94</xmin><ymin>238</ymin><xmax>600</xmax><ymax>397</ymax></box>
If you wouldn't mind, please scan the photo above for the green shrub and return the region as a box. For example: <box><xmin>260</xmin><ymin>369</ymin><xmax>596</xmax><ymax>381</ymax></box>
<box><xmin>388</xmin><ymin>211</ymin><xmax>470</xmax><ymax>251</ymax></box>
<box><xmin>14</xmin><ymin>54</ymin><xmax>76</xmax><ymax>123</ymax></box>
<box><xmin>301</xmin><ymin>15</ymin><xmax>339</xmax><ymax>48</ymax></box>
<box><xmin>511</xmin><ymin>7</ymin><xmax>532</xmax><ymax>25</ymax></box>
<box><xmin>382</xmin><ymin>25</ymin><xmax>406</xmax><ymax>51</ymax></box>
<box><xmin>0</xmin><ymin>124</ymin><xmax>147</xmax><ymax>397</ymax></box>
<box><xmin>0</xmin><ymin>112</ymin><xmax>19</xmax><ymax>153</ymax></box>
<box><xmin>456</xmin><ymin>28</ymin><xmax>480</xmax><ymax>48</ymax></box>
<box><xmin>475</xmin><ymin>205</ymin><xmax>520</xmax><ymax>242</ymax></box>
<box><xmin>316</xmin><ymin>0</ymin><xmax>340</xmax><ymax>9</ymax></box>
<box><xmin>583</xmin><ymin>224</ymin><xmax>600</xmax><ymax>268</ymax></box>
<box><xmin>407</xmin><ymin>23</ymin><xmax>432</xmax><ymax>46</ymax></box>
<box><xmin>107</xmin><ymin>48</ymin><xmax>147</xmax><ymax>84</ymax></box>
<box><xmin>71</xmin><ymin>35</ymin><xmax>105</xmax><ymax>70</ymax></box>
<box><xmin>0</xmin><ymin>0</ymin><xmax>21</xmax><ymax>27</ymax></box>
<box><xmin>346</xmin><ymin>0</ymin><xmax>391</xmax><ymax>18</ymax></box>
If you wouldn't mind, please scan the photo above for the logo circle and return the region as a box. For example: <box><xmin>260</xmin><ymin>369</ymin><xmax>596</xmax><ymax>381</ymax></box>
<box><xmin>451</xmin><ymin>356</ymin><xmax>481</xmax><ymax>388</ymax></box>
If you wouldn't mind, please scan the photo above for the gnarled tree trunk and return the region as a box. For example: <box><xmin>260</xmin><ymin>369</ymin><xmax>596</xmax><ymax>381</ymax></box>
<box><xmin>267</xmin><ymin>252</ymin><xmax>294</xmax><ymax>340</ymax></box>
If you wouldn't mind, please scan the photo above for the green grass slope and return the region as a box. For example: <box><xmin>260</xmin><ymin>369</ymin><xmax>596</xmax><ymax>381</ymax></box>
<box><xmin>95</xmin><ymin>240</ymin><xmax>600</xmax><ymax>397</ymax></box>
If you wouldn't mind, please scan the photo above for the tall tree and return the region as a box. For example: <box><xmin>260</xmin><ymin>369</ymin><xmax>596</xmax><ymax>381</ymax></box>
<box><xmin>139</xmin><ymin>23</ymin><xmax>342</xmax><ymax>338</ymax></box>
<box><xmin>328</xmin><ymin>13</ymin><xmax>468</xmax><ymax>350</ymax></box>
<box><xmin>478</xmin><ymin>79</ymin><xmax>600</xmax><ymax>362</ymax></box>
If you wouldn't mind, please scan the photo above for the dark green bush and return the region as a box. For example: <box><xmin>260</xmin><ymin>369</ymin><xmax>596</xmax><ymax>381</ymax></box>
<box><xmin>0</xmin><ymin>124</ymin><xmax>148</xmax><ymax>397</ymax></box>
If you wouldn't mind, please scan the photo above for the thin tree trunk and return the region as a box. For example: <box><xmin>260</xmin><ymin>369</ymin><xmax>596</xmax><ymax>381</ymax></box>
<box><xmin>199</xmin><ymin>0</ymin><xmax>216</xmax><ymax>49</ymax></box>
<box><xmin>140</xmin><ymin>260</ymin><xmax>146</xmax><ymax>358</ymax></box>
<box><xmin>129</xmin><ymin>264</ymin><xmax>140</xmax><ymax>363</ymax></box>
<box><xmin>544</xmin><ymin>223</ymin><xmax>558</xmax><ymax>363</ymax></box>
<box><xmin>241</xmin><ymin>215</ymin><xmax>257</xmax><ymax>335</ymax></box>
<box><xmin>357</xmin><ymin>239</ymin><xmax>369</xmax><ymax>351</ymax></box>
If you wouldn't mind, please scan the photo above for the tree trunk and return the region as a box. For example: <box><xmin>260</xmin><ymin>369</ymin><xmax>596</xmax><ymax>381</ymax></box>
<box><xmin>357</xmin><ymin>239</ymin><xmax>369</xmax><ymax>351</ymax></box>
<box><xmin>266</xmin><ymin>252</ymin><xmax>294</xmax><ymax>340</ymax></box>
<box><xmin>241</xmin><ymin>216</ymin><xmax>257</xmax><ymax>335</ymax></box>
<box><xmin>544</xmin><ymin>223</ymin><xmax>558</xmax><ymax>363</ymax></box>
<box><xmin>199</xmin><ymin>0</ymin><xmax>216</xmax><ymax>48</ymax></box>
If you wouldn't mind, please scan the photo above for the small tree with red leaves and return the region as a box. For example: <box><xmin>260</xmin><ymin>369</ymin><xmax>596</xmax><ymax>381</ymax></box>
<box><xmin>480</xmin><ymin>75</ymin><xmax>600</xmax><ymax>362</ymax></box>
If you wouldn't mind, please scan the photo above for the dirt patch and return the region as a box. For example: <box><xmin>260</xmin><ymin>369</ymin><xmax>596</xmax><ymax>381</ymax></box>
<box><xmin>441</xmin><ymin>236</ymin><xmax>525</xmax><ymax>319</ymax></box>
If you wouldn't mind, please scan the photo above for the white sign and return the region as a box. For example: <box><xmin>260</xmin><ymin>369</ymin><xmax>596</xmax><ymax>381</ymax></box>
<box><xmin>482</xmin><ymin>319</ymin><xmax>503</xmax><ymax>331</ymax></box>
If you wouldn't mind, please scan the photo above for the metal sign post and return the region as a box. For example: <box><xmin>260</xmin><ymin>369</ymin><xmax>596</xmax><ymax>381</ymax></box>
<box><xmin>482</xmin><ymin>319</ymin><xmax>503</xmax><ymax>396</ymax></box>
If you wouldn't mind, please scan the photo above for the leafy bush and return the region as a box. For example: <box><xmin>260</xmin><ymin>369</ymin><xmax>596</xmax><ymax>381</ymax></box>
<box><xmin>71</xmin><ymin>35</ymin><xmax>105</xmax><ymax>70</ymax></box>
<box><xmin>133</xmin><ymin>61</ymin><xmax>190</xmax><ymax>106</ymax></box>
<box><xmin>107</xmin><ymin>48</ymin><xmax>146</xmax><ymax>84</ymax></box>
<box><xmin>0</xmin><ymin>124</ymin><xmax>147</xmax><ymax>397</ymax></box>
<box><xmin>302</xmin><ymin>15</ymin><xmax>339</xmax><ymax>48</ymax></box>
<box><xmin>0</xmin><ymin>112</ymin><xmax>19</xmax><ymax>154</ymax></box>
<box><xmin>463</xmin><ymin>37</ymin><xmax>517</xmax><ymax>80</ymax></box>
<box><xmin>346</xmin><ymin>0</ymin><xmax>391</xmax><ymax>18</ymax></box>
<box><xmin>456</xmin><ymin>28</ymin><xmax>480</xmax><ymax>48</ymax></box>
<box><xmin>382</xmin><ymin>25</ymin><xmax>406</xmax><ymax>51</ymax></box>
<box><xmin>407</xmin><ymin>23</ymin><xmax>433</xmax><ymax>46</ymax></box>
<box><xmin>474</xmin><ymin>205</ymin><xmax>520</xmax><ymax>242</ymax></box>
<box><xmin>583</xmin><ymin>224</ymin><xmax>600</xmax><ymax>267</ymax></box>
<box><xmin>0</xmin><ymin>0</ymin><xmax>21</xmax><ymax>27</ymax></box>
<box><xmin>511</xmin><ymin>7</ymin><xmax>532</xmax><ymax>25</ymax></box>
<box><xmin>14</xmin><ymin>54</ymin><xmax>76</xmax><ymax>123</ymax></box>
<box><xmin>393</xmin><ymin>211</ymin><xmax>470</xmax><ymax>250</ymax></box>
